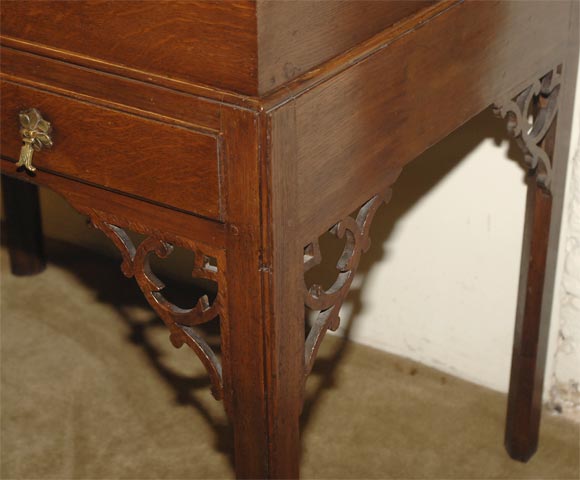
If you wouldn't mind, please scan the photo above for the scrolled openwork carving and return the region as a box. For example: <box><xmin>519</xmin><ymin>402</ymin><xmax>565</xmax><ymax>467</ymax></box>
<box><xmin>303</xmin><ymin>189</ymin><xmax>393</xmax><ymax>377</ymax></box>
<box><xmin>493</xmin><ymin>67</ymin><xmax>561</xmax><ymax>191</ymax></box>
<box><xmin>90</xmin><ymin>215</ymin><xmax>226</xmax><ymax>400</ymax></box>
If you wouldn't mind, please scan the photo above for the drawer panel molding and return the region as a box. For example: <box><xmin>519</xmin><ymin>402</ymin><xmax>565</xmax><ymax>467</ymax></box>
<box><xmin>1</xmin><ymin>80</ymin><xmax>224</xmax><ymax>220</ymax></box>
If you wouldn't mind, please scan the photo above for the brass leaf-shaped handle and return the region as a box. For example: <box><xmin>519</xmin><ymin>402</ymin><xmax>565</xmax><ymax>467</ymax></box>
<box><xmin>16</xmin><ymin>108</ymin><xmax>53</xmax><ymax>173</ymax></box>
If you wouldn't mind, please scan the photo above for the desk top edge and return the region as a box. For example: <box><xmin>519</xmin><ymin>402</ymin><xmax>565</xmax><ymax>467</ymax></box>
<box><xmin>0</xmin><ymin>0</ymin><xmax>455</xmax><ymax>111</ymax></box>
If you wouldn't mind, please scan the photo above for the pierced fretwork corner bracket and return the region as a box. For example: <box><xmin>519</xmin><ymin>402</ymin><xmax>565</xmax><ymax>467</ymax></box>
<box><xmin>493</xmin><ymin>66</ymin><xmax>562</xmax><ymax>192</ymax></box>
<box><xmin>89</xmin><ymin>215</ymin><xmax>226</xmax><ymax>400</ymax></box>
<box><xmin>303</xmin><ymin>188</ymin><xmax>394</xmax><ymax>378</ymax></box>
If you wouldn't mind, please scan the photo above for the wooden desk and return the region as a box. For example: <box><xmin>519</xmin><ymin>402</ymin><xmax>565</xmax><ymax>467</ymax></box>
<box><xmin>1</xmin><ymin>1</ymin><xmax>578</xmax><ymax>478</ymax></box>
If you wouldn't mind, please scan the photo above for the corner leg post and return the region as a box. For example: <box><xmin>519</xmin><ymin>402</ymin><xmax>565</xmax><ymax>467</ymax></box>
<box><xmin>505</xmin><ymin>17</ymin><xmax>579</xmax><ymax>460</ymax></box>
<box><xmin>1</xmin><ymin>174</ymin><xmax>46</xmax><ymax>276</ymax></box>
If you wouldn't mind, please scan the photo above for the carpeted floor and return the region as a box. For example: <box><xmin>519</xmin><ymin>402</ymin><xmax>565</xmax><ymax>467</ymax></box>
<box><xmin>1</xmin><ymin>239</ymin><xmax>578</xmax><ymax>479</ymax></box>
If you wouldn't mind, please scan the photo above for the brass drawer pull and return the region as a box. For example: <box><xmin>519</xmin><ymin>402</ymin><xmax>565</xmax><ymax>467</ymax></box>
<box><xmin>16</xmin><ymin>108</ymin><xmax>53</xmax><ymax>173</ymax></box>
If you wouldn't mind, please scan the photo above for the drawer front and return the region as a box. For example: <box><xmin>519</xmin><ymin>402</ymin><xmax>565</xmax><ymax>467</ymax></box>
<box><xmin>1</xmin><ymin>81</ymin><xmax>223</xmax><ymax>220</ymax></box>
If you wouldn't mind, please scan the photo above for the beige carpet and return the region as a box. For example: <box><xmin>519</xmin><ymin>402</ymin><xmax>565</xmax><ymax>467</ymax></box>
<box><xmin>1</xmin><ymin>239</ymin><xmax>578</xmax><ymax>479</ymax></box>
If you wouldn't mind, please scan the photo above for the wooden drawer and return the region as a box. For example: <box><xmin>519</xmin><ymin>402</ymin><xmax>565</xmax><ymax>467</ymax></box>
<box><xmin>0</xmin><ymin>80</ymin><xmax>223</xmax><ymax>220</ymax></box>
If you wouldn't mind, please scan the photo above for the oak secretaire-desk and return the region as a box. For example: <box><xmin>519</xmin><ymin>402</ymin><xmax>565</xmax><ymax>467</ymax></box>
<box><xmin>1</xmin><ymin>1</ymin><xmax>578</xmax><ymax>478</ymax></box>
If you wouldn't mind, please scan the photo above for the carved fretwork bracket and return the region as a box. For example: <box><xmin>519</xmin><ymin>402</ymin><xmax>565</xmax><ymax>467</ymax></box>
<box><xmin>87</xmin><ymin>212</ymin><xmax>227</xmax><ymax>400</ymax></box>
<box><xmin>493</xmin><ymin>66</ymin><xmax>562</xmax><ymax>192</ymax></box>
<box><xmin>303</xmin><ymin>189</ymin><xmax>393</xmax><ymax>377</ymax></box>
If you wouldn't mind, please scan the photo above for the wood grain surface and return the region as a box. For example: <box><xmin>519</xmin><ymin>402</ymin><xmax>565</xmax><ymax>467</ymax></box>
<box><xmin>0</xmin><ymin>0</ymin><xmax>258</xmax><ymax>94</ymax></box>
<box><xmin>257</xmin><ymin>0</ymin><xmax>434</xmax><ymax>94</ymax></box>
<box><xmin>1</xmin><ymin>0</ymin><xmax>578</xmax><ymax>478</ymax></box>
<box><xmin>284</xmin><ymin>0</ymin><xmax>569</xmax><ymax>240</ymax></box>
<box><xmin>1</xmin><ymin>80</ymin><xmax>224</xmax><ymax>220</ymax></box>
<box><xmin>1</xmin><ymin>47</ymin><xmax>224</xmax><ymax>131</ymax></box>
<box><xmin>0</xmin><ymin>159</ymin><xmax>228</xmax><ymax>249</ymax></box>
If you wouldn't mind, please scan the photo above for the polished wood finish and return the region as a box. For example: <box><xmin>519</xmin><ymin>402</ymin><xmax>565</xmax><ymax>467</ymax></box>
<box><xmin>220</xmin><ymin>107</ymin><xmax>271</xmax><ymax>477</ymax></box>
<box><xmin>264</xmin><ymin>105</ymin><xmax>304</xmax><ymax>478</ymax></box>
<box><xmin>1</xmin><ymin>80</ymin><xmax>223</xmax><ymax>220</ymax></box>
<box><xmin>1</xmin><ymin>175</ymin><xmax>45</xmax><ymax>275</ymax></box>
<box><xmin>1</xmin><ymin>1</ymin><xmax>577</xmax><ymax>478</ymax></box>
<box><xmin>0</xmin><ymin>47</ymin><xmax>224</xmax><ymax>130</ymax></box>
<box><xmin>288</xmin><ymin>0</ymin><xmax>568</xmax><ymax>240</ymax></box>
<box><xmin>0</xmin><ymin>0</ymin><xmax>258</xmax><ymax>94</ymax></box>
<box><xmin>0</xmin><ymin>0</ymin><xmax>433</xmax><ymax>96</ymax></box>
<box><xmin>256</xmin><ymin>0</ymin><xmax>434</xmax><ymax>93</ymax></box>
<box><xmin>507</xmin><ymin>181</ymin><xmax>553</xmax><ymax>461</ymax></box>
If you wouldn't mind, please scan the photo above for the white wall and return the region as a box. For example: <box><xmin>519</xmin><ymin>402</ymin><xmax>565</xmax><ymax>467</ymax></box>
<box><xmin>548</xmin><ymin>68</ymin><xmax>580</xmax><ymax>418</ymax></box>
<box><xmin>2</xmin><ymin>66</ymin><xmax>579</xmax><ymax>406</ymax></box>
<box><xmin>550</xmin><ymin>144</ymin><xmax>580</xmax><ymax>420</ymax></box>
